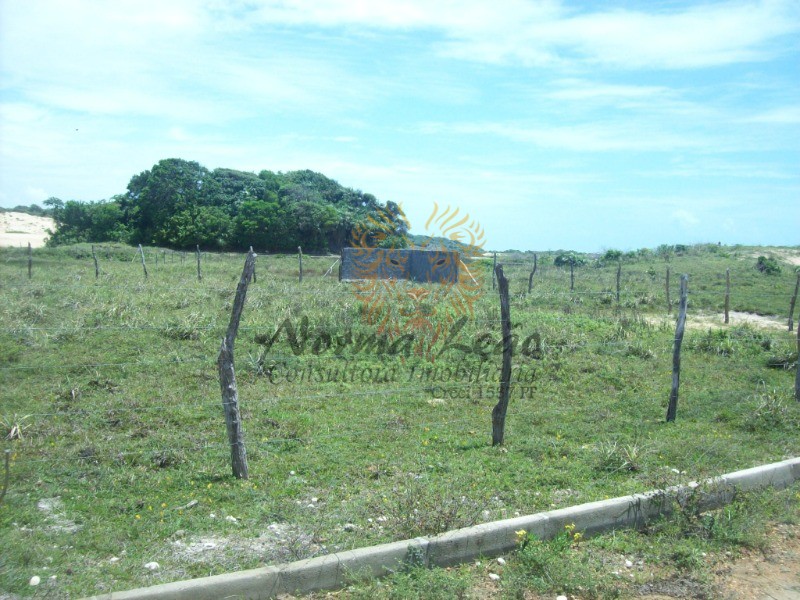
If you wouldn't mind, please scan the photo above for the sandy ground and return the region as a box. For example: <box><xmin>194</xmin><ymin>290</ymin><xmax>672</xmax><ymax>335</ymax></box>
<box><xmin>0</xmin><ymin>212</ymin><xmax>54</xmax><ymax>248</ymax></box>
<box><xmin>647</xmin><ymin>310</ymin><xmax>787</xmax><ymax>331</ymax></box>
<box><xmin>754</xmin><ymin>249</ymin><xmax>800</xmax><ymax>267</ymax></box>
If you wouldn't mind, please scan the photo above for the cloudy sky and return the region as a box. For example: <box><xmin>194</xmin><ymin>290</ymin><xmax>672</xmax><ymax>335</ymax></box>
<box><xmin>1</xmin><ymin>0</ymin><xmax>798</xmax><ymax>252</ymax></box>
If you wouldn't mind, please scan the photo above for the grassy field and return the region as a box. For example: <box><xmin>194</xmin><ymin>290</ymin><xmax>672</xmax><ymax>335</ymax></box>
<box><xmin>0</xmin><ymin>243</ymin><xmax>798</xmax><ymax>598</ymax></box>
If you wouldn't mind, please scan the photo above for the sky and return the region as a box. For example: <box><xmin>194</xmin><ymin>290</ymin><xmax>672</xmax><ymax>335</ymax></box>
<box><xmin>0</xmin><ymin>0</ymin><xmax>798</xmax><ymax>252</ymax></box>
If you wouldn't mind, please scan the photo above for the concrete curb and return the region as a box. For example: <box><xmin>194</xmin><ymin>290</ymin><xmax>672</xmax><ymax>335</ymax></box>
<box><xmin>88</xmin><ymin>456</ymin><xmax>799</xmax><ymax>600</ymax></box>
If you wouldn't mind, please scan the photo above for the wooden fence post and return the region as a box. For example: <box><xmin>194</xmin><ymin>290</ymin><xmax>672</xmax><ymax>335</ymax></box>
<box><xmin>250</xmin><ymin>247</ymin><xmax>257</xmax><ymax>283</ymax></box>
<box><xmin>666</xmin><ymin>267</ymin><xmax>672</xmax><ymax>313</ymax></box>
<box><xmin>569</xmin><ymin>260</ymin><xmax>575</xmax><ymax>292</ymax></box>
<box><xmin>27</xmin><ymin>243</ymin><xmax>32</xmax><ymax>279</ymax></box>
<box><xmin>138</xmin><ymin>244</ymin><xmax>148</xmax><ymax>279</ymax></box>
<box><xmin>724</xmin><ymin>269</ymin><xmax>730</xmax><ymax>324</ymax></box>
<box><xmin>196</xmin><ymin>245</ymin><xmax>202</xmax><ymax>281</ymax></box>
<box><xmin>528</xmin><ymin>253</ymin><xmax>537</xmax><ymax>294</ymax></box>
<box><xmin>91</xmin><ymin>244</ymin><xmax>99</xmax><ymax>279</ymax></box>
<box><xmin>492</xmin><ymin>252</ymin><xmax>497</xmax><ymax>290</ymax></box>
<box><xmin>492</xmin><ymin>264</ymin><xmax>513</xmax><ymax>446</ymax></box>
<box><xmin>217</xmin><ymin>250</ymin><xmax>256</xmax><ymax>479</ymax></box>
<box><xmin>666</xmin><ymin>275</ymin><xmax>688</xmax><ymax>422</ymax></box>
<box><xmin>788</xmin><ymin>272</ymin><xmax>800</xmax><ymax>332</ymax></box>
<box><xmin>298</xmin><ymin>246</ymin><xmax>303</xmax><ymax>282</ymax></box>
<box><xmin>616</xmin><ymin>262</ymin><xmax>622</xmax><ymax>304</ymax></box>
<box><xmin>0</xmin><ymin>449</ymin><xmax>10</xmax><ymax>505</ymax></box>
<box><xmin>795</xmin><ymin>318</ymin><xmax>799</xmax><ymax>402</ymax></box>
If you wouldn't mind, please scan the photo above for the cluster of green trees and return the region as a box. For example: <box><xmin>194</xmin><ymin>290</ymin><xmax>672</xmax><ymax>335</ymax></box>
<box><xmin>44</xmin><ymin>158</ymin><xmax>408</xmax><ymax>252</ymax></box>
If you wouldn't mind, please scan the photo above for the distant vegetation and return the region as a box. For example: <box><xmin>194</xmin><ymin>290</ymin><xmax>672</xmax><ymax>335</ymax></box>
<box><xmin>41</xmin><ymin>158</ymin><xmax>408</xmax><ymax>252</ymax></box>
<box><xmin>0</xmin><ymin>204</ymin><xmax>52</xmax><ymax>217</ymax></box>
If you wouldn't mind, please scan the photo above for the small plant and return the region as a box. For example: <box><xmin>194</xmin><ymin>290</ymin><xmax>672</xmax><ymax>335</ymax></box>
<box><xmin>596</xmin><ymin>440</ymin><xmax>647</xmax><ymax>473</ymax></box>
<box><xmin>742</xmin><ymin>388</ymin><xmax>799</xmax><ymax>433</ymax></box>
<box><xmin>766</xmin><ymin>349</ymin><xmax>798</xmax><ymax>370</ymax></box>
<box><xmin>373</xmin><ymin>474</ymin><xmax>486</xmax><ymax>539</ymax></box>
<box><xmin>689</xmin><ymin>328</ymin><xmax>739</xmax><ymax>356</ymax></box>
<box><xmin>507</xmin><ymin>525</ymin><xmax>605</xmax><ymax>598</ymax></box>
<box><xmin>1</xmin><ymin>413</ymin><xmax>32</xmax><ymax>441</ymax></box>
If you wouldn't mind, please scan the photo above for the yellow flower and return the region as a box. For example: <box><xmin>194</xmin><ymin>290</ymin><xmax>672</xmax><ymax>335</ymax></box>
<box><xmin>207</xmin><ymin>483</ymin><xmax>213</xmax><ymax>489</ymax></box>
<box><xmin>515</xmin><ymin>529</ymin><xmax>527</xmax><ymax>540</ymax></box>
<box><xmin>135</xmin><ymin>514</ymin><xmax>141</xmax><ymax>520</ymax></box>
<box><xmin>161</xmin><ymin>502</ymin><xmax>167</xmax><ymax>508</ymax></box>
<box><xmin>573</xmin><ymin>532</ymin><xmax>583</xmax><ymax>542</ymax></box>
<box><xmin>564</xmin><ymin>523</ymin><xmax>575</xmax><ymax>532</ymax></box>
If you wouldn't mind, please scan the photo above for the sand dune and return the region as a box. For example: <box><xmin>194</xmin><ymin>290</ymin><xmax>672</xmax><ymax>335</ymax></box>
<box><xmin>0</xmin><ymin>212</ymin><xmax>55</xmax><ymax>248</ymax></box>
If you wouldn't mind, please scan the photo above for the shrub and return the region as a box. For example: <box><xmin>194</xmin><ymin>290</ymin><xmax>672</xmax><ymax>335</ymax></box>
<box><xmin>755</xmin><ymin>256</ymin><xmax>781</xmax><ymax>275</ymax></box>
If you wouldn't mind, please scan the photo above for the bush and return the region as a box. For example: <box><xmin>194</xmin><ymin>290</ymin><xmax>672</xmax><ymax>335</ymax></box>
<box><xmin>755</xmin><ymin>256</ymin><xmax>781</xmax><ymax>275</ymax></box>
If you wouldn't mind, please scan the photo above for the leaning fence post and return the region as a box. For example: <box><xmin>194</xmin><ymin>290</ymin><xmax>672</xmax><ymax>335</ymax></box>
<box><xmin>27</xmin><ymin>242</ymin><xmax>32</xmax><ymax>279</ymax></box>
<box><xmin>250</xmin><ymin>247</ymin><xmax>257</xmax><ymax>283</ymax></box>
<box><xmin>724</xmin><ymin>269</ymin><xmax>730</xmax><ymax>324</ymax></box>
<box><xmin>666</xmin><ymin>275</ymin><xmax>688</xmax><ymax>422</ymax></box>
<box><xmin>528</xmin><ymin>253</ymin><xmax>537</xmax><ymax>294</ymax></box>
<box><xmin>492</xmin><ymin>264</ymin><xmax>513</xmax><ymax>446</ymax></box>
<box><xmin>217</xmin><ymin>250</ymin><xmax>256</xmax><ymax>479</ymax></box>
<box><xmin>196</xmin><ymin>245</ymin><xmax>202</xmax><ymax>281</ymax></box>
<box><xmin>298</xmin><ymin>246</ymin><xmax>303</xmax><ymax>283</ymax></box>
<box><xmin>788</xmin><ymin>272</ymin><xmax>800</xmax><ymax>332</ymax></box>
<box><xmin>91</xmin><ymin>244</ymin><xmax>99</xmax><ymax>279</ymax></box>
<box><xmin>138</xmin><ymin>244</ymin><xmax>148</xmax><ymax>279</ymax></box>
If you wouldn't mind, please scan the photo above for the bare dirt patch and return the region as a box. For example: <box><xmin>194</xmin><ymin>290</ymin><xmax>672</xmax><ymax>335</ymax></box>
<box><xmin>0</xmin><ymin>212</ymin><xmax>54</xmax><ymax>248</ymax></box>
<box><xmin>713</xmin><ymin>523</ymin><xmax>800</xmax><ymax>600</ymax></box>
<box><xmin>648</xmin><ymin>311</ymin><xmax>786</xmax><ymax>331</ymax></box>
<box><xmin>169</xmin><ymin>522</ymin><xmax>323</xmax><ymax>568</ymax></box>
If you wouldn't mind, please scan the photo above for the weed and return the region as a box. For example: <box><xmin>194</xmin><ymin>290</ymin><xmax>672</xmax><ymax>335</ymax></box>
<box><xmin>595</xmin><ymin>440</ymin><xmax>648</xmax><ymax>474</ymax></box>
<box><xmin>372</xmin><ymin>474</ymin><xmax>486</xmax><ymax>539</ymax></box>
<box><xmin>741</xmin><ymin>388</ymin><xmax>799</xmax><ymax>433</ymax></box>
<box><xmin>1</xmin><ymin>413</ymin><xmax>32</xmax><ymax>441</ymax></box>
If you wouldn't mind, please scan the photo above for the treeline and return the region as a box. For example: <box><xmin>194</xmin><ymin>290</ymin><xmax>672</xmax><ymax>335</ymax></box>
<box><xmin>43</xmin><ymin>158</ymin><xmax>407</xmax><ymax>252</ymax></box>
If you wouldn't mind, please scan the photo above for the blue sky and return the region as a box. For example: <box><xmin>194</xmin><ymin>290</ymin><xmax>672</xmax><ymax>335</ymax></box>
<box><xmin>1</xmin><ymin>0</ymin><xmax>798</xmax><ymax>252</ymax></box>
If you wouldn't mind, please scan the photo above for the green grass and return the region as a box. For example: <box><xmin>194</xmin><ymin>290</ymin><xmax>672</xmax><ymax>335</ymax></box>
<box><xmin>0</xmin><ymin>242</ymin><xmax>798</xmax><ymax>598</ymax></box>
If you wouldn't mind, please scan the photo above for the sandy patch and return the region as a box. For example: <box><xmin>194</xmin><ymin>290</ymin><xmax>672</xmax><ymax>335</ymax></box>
<box><xmin>0</xmin><ymin>212</ymin><xmax>54</xmax><ymax>248</ymax></box>
<box><xmin>750</xmin><ymin>249</ymin><xmax>800</xmax><ymax>267</ymax></box>
<box><xmin>169</xmin><ymin>522</ymin><xmax>322</xmax><ymax>567</ymax></box>
<box><xmin>648</xmin><ymin>311</ymin><xmax>787</xmax><ymax>331</ymax></box>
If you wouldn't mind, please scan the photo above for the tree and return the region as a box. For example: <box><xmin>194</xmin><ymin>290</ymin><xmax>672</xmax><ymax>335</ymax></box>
<box><xmin>45</xmin><ymin>199</ymin><xmax>128</xmax><ymax>245</ymax></box>
<box><xmin>233</xmin><ymin>200</ymin><xmax>298</xmax><ymax>251</ymax></box>
<box><xmin>210</xmin><ymin>168</ymin><xmax>270</xmax><ymax>214</ymax></box>
<box><xmin>554</xmin><ymin>252</ymin><xmax>586</xmax><ymax>267</ymax></box>
<box><xmin>656</xmin><ymin>244</ymin><xmax>674</xmax><ymax>262</ymax></box>
<box><xmin>122</xmin><ymin>158</ymin><xmax>218</xmax><ymax>244</ymax></box>
<box><xmin>159</xmin><ymin>206</ymin><xmax>232</xmax><ymax>249</ymax></box>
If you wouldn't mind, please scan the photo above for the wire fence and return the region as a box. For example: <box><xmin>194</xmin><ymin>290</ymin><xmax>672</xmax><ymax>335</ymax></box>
<box><xmin>2</xmin><ymin>245</ymin><xmax>798</xmax><ymax>596</ymax></box>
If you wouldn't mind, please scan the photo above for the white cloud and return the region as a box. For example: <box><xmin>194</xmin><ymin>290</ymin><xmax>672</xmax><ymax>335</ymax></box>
<box><xmin>671</xmin><ymin>209</ymin><xmax>700</xmax><ymax>228</ymax></box>
<box><xmin>745</xmin><ymin>106</ymin><xmax>800</xmax><ymax>123</ymax></box>
<box><xmin>418</xmin><ymin>120</ymin><xmax>712</xmax><ymax>152</ymax></box>
<box><xmin>236</xmin><ymin>0</ymin><xmax>800</xmax><ymax>70</ymax></box>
